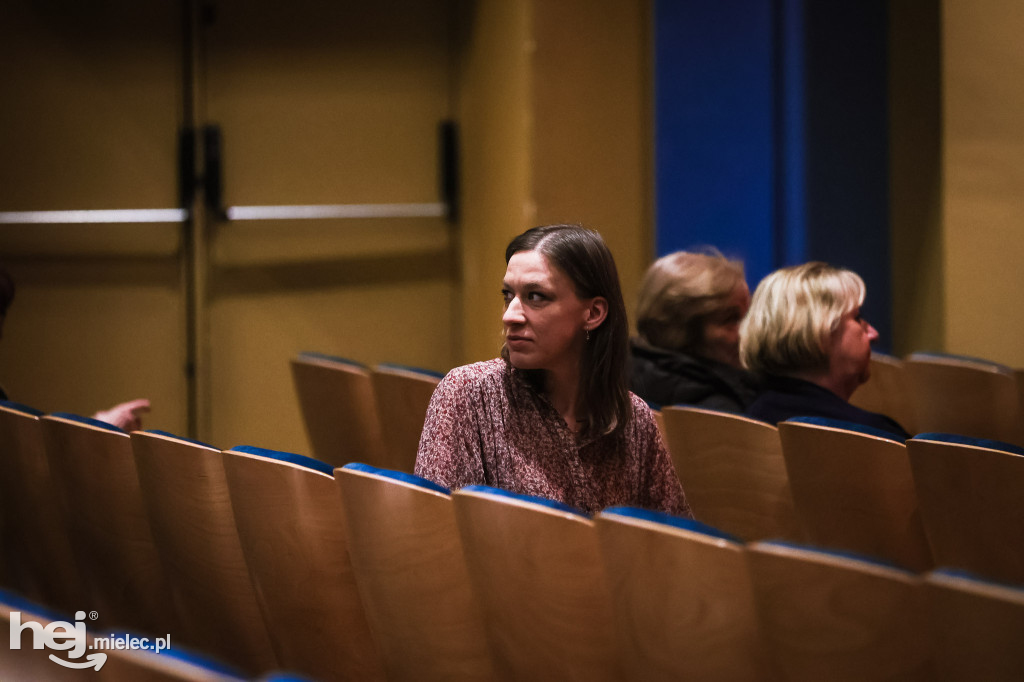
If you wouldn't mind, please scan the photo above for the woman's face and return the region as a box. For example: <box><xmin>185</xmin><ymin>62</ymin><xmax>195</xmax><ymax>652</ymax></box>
<box><xmin>501</xmin><ymin>250</ymin><xmax>598</xmax><ymax>375</ymax></box>
<box><xmin>698</xmin><ymin>281</ymin><xmax>750</xmax><ymax>367</ymax></box>
<box><xmin>829</xmin><ymin>304</ymin><xmax>878</xmax><ymax>388</ymax></box>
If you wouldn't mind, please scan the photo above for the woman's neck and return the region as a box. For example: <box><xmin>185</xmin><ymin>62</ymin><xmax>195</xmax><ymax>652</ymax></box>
<box><xmin>544</xmin><ymin>365</ymin><xmax>583</xmax><ymax>431</ymax></box>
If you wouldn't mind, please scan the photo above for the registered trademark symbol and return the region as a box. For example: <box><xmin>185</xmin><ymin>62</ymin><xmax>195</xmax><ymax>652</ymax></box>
<box><xmin>89</xmin><ymin>611</ymin><xmax>99</xmax><ymax>621</ymax></box>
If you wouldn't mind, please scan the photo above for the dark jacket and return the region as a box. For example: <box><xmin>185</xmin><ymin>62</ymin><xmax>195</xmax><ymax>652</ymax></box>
<box><xmin>629</xmin><ymin>339</ymin><xmax>758</xmax><ymax>413</ymax></box>
<box><xmin>745</xmin><ymin>374</ymin><xmax>910</xmax><ymax>439</ymax></box>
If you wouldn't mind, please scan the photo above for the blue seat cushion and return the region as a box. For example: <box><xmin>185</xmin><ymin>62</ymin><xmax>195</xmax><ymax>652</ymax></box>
<box><xmin>102</xmin><ymin>630</ymin><xmax>245</xmax><ymax>678</ymax></box>
<box><xmin>931</xmin><ymin>567</ymin><xmax>1024</xmax><ymax>592</ymax></box>
<box><xmin>297</xmin><ymin>351</ymin><xmax>367</xmax><ymax>369</ymax></box>
<box><xmin>49</xmin><ymin>412</ymin><xmax>125</xmax><ymax>433</ymax></box>
<box><xmin>342</xmin><ymin>462</ymin><xmax>450</xmax><ymax>495</ymax></box>
<box><xmin>144</xmin><ymin>429</ymin><xmax>217</xmax><ymax>450</ymax></box>
<box><xmin>912</xmin><ymin>432</ymin><xmax>1024</xmax><ymax>457</ymax></box>
<box><xmin>0</xmin><ymin>588</ymin><xmax>72</xmax><ymax>623</ymax></box>
<box><xmin>460</xmin><ymin>484</ymin><xmax>589</xmax><ymax>518</ymax></box>
<box><xmin>376</xmin><ymin>362</ymin><xmax>445</xmax><ymax>379</ymax></box>
<box><xmin>602</xmin><ymin>506</ymin><xmax>742</xmax><ymax>543</ymax></box>
<box><xmin>785</xmin><ymin>415</ymin><xmax>905</xmax><ymax>443</ymax></box>
<box><xmin>0</xmin><ymin>400</ymin><xmax>43</xmax><ymax>417</ymax></box>
<box><xmin>758</xmin><ymin>539</ymin><xmax>913</xmax><ymax>573</ymax></box>
<box><xmin>229</xmin><ymin>445</ymin><xmax>335</xmax><ymax>476</ymax></box>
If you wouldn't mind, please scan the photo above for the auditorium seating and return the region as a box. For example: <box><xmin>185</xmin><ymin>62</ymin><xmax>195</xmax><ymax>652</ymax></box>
<box><xmin>369</xmin><ymin>363</ymin><xmax>442</xmax><ymax>473</ymax></box>
<box><xmin>452</xmin><ymin>485</ymin><xmax>622</xmax><ymax>681</ymax></box>
<box><xmin>778</xmin><ymin>417</ymin><xmax>932</xmax><ymax>571</ymax></box>
<box><xmin>290</xmin><ymin>352</ymin><xmax>386</xmax><ymax>467</ymax></box>
<box><xmin>746</xmin><ymin>540</ymin><xmax>933</xmax><ymax>681</ymax></box>
<box><xmin>594</xmin><ymin>507</ymin><xmax>770</xmax><ymax>681</ymax></box>
<box><xmin>849</xmin><ymin>352</ymin><xmax>917</xmax><ymax>434</ymax></box>
<box><xmin>7</xmin><ymin>348</ymin><xmax>1024</xmax><ymax>678</ymax></box>
<box><xmin>907</xmin><ymin>433</ymin><xmax>1024</xmax><ymax>584</ymax></box>
<box><xmin>660</xmin><ymin>406</ymin><xmax>803</xmax><ymax>541</ymax></box>
<box><xmin>336</xmin><ymin>463</ymin><xmax>494</xmax><ymax>681</ymax></box>
<box><xmin>131</xmin><ymin>430</ymin><xmax>277</xmax><ymax>674</ymax></box>
<box><xmin>903</xmin><ymin>351</ymin><xmax>1022</xmax><ymax>444</ymax></box>
<box><xmin>39</xmin><ymin>413</ymin><xmax>175</xmax><ymax>636</ymax></box>
<box><xmin>0</xmin><ymin>401</ymin><xmax>82</xmax><ymax>613</ymax></box>
<box><xmin>221</xmin><ymin>445</ymin><xmax>386</xmax><ymax>681</ymax></box>
<box><xmin>924</xmin><ymin>569</ymin><xmax>1024</xmax><ymax>681</ymax></box>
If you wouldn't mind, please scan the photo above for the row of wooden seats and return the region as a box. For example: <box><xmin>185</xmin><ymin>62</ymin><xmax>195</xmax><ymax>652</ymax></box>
<box><xmin>850</xmin><ymin>351</ymin><xmax>1024</xmax><ymax>445</ymax></box>
<box><xmin>658</xmin><ymin>406</ymin><xmax>1024</xmax><ymax>585</ymax></box>
<box><xmin>3</xmin><ymin>400</ymin><xmax>1024</xmax><ymax>680</ymax></box>
<box><xmin>290</xmin><ymin>352</ymin><xmax>441</xmax><ymax>472</ymax></box>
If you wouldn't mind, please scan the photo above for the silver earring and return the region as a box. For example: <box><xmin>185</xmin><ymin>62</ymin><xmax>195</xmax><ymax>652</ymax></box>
<box><xmin>585</xmin><ymin>328</ymin><xmax>590</xmax><ymax>342</ymax></box>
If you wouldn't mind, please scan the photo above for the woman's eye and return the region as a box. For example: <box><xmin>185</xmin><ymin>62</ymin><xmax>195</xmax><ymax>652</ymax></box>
<box><xmin>528</xmin><ymin>292</ymin><xmax>547</xmax><ymax>302</ymax></box>
<box><xmin>501</xmin><ymin>290</ymin><xmax>513</xmax><ymax>303</ymax></box>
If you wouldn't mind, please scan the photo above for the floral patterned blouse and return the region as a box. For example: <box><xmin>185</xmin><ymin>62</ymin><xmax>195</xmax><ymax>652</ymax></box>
<box><xmin>415</xmin><ymin>359</ymin><xmax>691</xmax><ymax>517</ymax></box>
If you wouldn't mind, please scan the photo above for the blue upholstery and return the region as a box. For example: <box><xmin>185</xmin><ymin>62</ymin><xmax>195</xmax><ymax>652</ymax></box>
<box><xmin>0</xmin><ymin>588</ymin><xmax>72</xmax><ymax>623</ymax></box>
<box><xmin>144</xmin><ymin>429</ymin><xmax>216</xmax><ymax>450</ymax></box>
<box><xmin>102</xmin><ymin>630</ymin><xmax>245</xmax><ymax>678</ymax></box>
<box><xmin>931</xmin><ymin>567</ymin><xmax>1024</xmax><ymax>592</ymax></box>
<box><xmin>229</xmin><ymin>445</ymin><xmax>335</xmax><ymax>477</ymax></box>
<box><xmin>49</xmin><ymin>412</ymin><xmax>125</xmax><ymax>434</ymax></box>
<box><xmin>260</xmin><ymin>675</ymin><xmax>320</xmax><ymax>682</ymax></box>
<box><xmin>758</xmin><ymin>539</ymin><xmax>913</xmax><ymax>573</ymax></box>
<box><xmin>912</xmin><ymin>432</ymin><xmax>1024</xmax><ymax>458</ymax></box>
<box><xmin>908</xmin><ymin>351</ymin><xmax>1013</xmax><ymax>374</ymax></box>
<box><xmin>644</xmin><ymin>399</ymin><xmax>663</xmax><ymax>411</ymax></box>
<box><xmin>376</xmin><ymin>362</ymin><xmax>445</xmax><ymax>380</ymax></box>
<box><xmin>297</xmin><ymin>351</ymin><xmax>367</xmax><ymax>369</ymax></box>
<box><xmin>785</xmin><ymin>415</ymin><xmax>906</xmax><ymax>443</ymax></box>
<box><xmin>602</xmin><ymin>506</ymin><xmax>742</xmax><ymax>543</ymax></box>
<box><xmin>603</xmin><ymin>506</ymin><xmax>740</xmax><ymax>542</ymax></box>
<box><xmin>460</xmin><ymin>484</ymin><xmax>589</xmax><ymax>519</ymax></box>
<box><xmin>342</xmin><ymin>462</ymin><xmax>450</xmax><ymax>495</ymax></box>
<box><xmin>0</xmin><ymin>400</ymin><xmax>43</xmax><ymax>417</ymax></box>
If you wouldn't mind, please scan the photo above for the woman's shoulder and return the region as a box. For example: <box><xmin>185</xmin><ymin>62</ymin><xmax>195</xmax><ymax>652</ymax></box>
<box><xmin>437</xmin><ymin>358</ymin><xmax>509</xmax><ymax>391</ymax></box>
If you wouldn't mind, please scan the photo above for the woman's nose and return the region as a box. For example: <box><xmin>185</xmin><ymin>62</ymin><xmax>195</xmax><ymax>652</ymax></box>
<box><xmin>503</xmin><ymin>297</ymin><xmax>525</xmax><ymax>325</ymax></box>
<box><xmin>867</xmin><ymin>323</ymin><xmax>879</xmax><ymax>341</ymax></box>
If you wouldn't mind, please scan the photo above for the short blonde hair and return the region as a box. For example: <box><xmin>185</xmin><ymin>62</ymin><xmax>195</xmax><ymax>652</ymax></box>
<box><xmin>636</xmin><ymin>250</ymin><xmax>745</xmax><ymax>354</ymax></box>
<box><xmin>740</xmin><ymin>261</ymin><xmax>866</xmax><ymax>375</ymax></box>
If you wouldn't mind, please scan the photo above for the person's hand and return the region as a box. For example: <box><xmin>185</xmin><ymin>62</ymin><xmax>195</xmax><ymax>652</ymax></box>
<box><xmin>93</xmin><ymin>398</ymin><xmax>151</xmax><ymax>431</ymax></box>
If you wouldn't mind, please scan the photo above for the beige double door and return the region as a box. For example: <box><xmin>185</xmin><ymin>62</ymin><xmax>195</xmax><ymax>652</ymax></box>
<box><xmin>0</xmin><ymin>0</ymin><xmax>459</xmax><ymax>453</ymax></box>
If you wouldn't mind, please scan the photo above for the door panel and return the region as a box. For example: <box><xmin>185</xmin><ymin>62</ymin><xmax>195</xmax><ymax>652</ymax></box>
<box><xmin>0</xmin><ymin>1</ymin><xmax>187</xmax><ymax>432</ymax></box>
<box><xmin>201</xmin><ymin>0</ymin><xmax>459</xmax><ymax>452</ymax></box>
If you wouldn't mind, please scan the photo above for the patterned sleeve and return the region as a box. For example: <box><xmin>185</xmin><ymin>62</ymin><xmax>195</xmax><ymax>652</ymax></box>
<box><xmin>414</xmin><ymin>366</ymin><xmax>487</xmax><ymax>490</ymax></box>
<box><xmin>633</xmin><ymin>398</ymin><xmax>693</xmax><ymax>519</ymax></box>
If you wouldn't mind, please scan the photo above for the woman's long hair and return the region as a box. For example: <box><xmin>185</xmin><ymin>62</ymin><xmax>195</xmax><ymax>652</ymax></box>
<box><xmin>502</xmin><ymin>224</ymin><xmax>631</xmax><ymax>438</ymax></box>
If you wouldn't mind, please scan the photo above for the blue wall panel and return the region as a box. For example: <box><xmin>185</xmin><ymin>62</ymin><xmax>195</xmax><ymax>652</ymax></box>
<box><xmin>654</xmin><ymin>0</ymin><xmax>892</xmax><ymax>349</ymax></box>
<box><xmin>654</xmin><ymin>0</ymin><xmax>777</xmax><ymax>286</ymax></box>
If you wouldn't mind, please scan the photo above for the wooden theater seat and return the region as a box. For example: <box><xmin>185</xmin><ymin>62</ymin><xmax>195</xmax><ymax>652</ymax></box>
<box><xmin>336</xmin><ymin>463</ymin><xmax>494</xmax><ymax>681</ymax></box>
<box><xmin>452</xmin><ymin>486</ymin><xmax>621</xmax><ymax>681</ymax></box>
<box><xmin>661</xmin><ymin>406</ymin><xmax>802</xmax><ymax>541</ymax></box>
<box><xmin>290</xmin><ymin>352</ymin><xmax>385</xmax><ymax>467</ymax></box>
<box><xmin>778</xmin><ymin>417</ymin><xmax>932</xmax><ymax>571</ymax></box>
<box><xmin>222</xmin><ymin>445</ymin><xmax>385</xmax><ymax>681</ymax></box>
<box><xmin>131</xmin><ymin>430</ymin><xmax>277</xmax><ymax>674</ymax></box>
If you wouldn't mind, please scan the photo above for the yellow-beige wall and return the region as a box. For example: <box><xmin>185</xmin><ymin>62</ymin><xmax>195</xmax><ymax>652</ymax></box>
<box><xmin>941</xmin><ymin>0</ymin><xmax>1024</xmax><ymax>367</ymax></box>
<box><xmin>3</xmin><ymin>0</ymin><xmax>1024</xmax><ymax>456</ymax></box>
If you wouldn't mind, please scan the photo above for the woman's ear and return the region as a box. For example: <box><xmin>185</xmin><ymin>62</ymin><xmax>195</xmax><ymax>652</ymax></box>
<box><xmin>584</xmin><ymin>296</ymin><xmax>609</xmax><ymax>331</ymax></box>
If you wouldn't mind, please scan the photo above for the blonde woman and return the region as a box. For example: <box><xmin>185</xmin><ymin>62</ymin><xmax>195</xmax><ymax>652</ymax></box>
<box><xmin>740</xmin><ymin>261</ymin><xmax>908</xmax><ymax>438</ymax></box>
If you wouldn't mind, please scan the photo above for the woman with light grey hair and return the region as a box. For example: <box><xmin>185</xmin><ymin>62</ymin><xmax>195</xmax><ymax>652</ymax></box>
<box><xmin>740</xmin><ymin>261</ymin><xmax>909</xmax><ymax>438</ymax></box>
<box><xmin>629</xmin><ymin>249</ymin><xmax>757</xmax><ymax>412</ymax></box>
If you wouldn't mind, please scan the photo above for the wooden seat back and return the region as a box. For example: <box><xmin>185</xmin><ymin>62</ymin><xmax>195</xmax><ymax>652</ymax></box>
<box><xmin>778</xmin><ymin>418</ymin><xmax>932</xmax><ymax>571</ymax></box>
<box><xmin>661</xmin><ymin>406</ymin><xmax>802</xmax><ymax>541</ymax></box>
<box><xmin>336</xmin><ymin>463</ymin><xmax>493</xmax><ymax>681</ymax></box>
